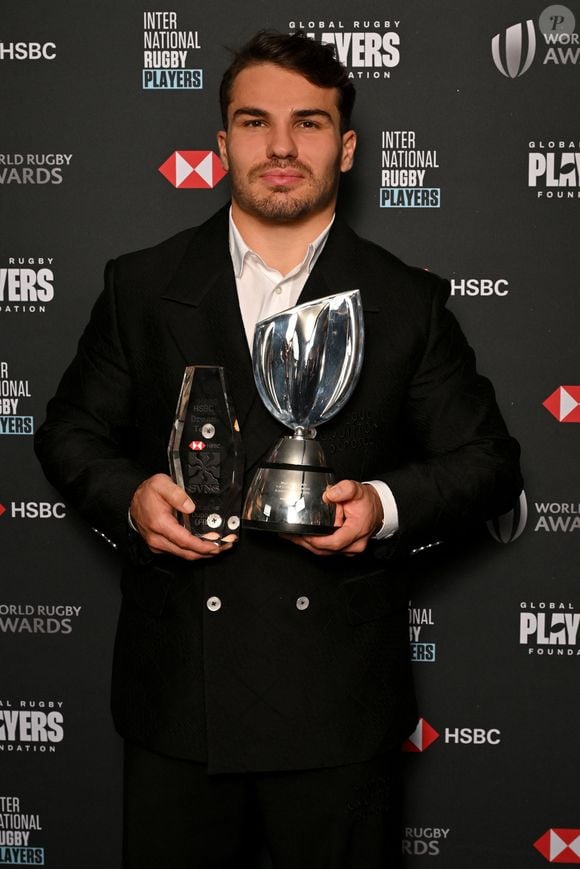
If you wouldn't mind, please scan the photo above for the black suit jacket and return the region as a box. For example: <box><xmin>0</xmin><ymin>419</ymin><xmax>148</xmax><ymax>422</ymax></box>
<box><xmin>35</xmin><ymin>206</ymin><xmax>522</xmax><ymax>773</ymax></box>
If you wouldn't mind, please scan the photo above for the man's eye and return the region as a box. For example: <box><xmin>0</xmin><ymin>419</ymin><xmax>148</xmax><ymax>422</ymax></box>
<box><xmin>298</xmin><ymin>120</ymin><xmax>318</xmax><ymax>128</ymax></box>
<box><xmin>244</xmin><ymin>119</ymin><xmax>266</xmax><ymax>127</ymax></box>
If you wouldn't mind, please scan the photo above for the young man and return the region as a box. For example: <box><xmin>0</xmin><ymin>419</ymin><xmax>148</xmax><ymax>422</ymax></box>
<box><xmin>35</xmin><ymin>31</ymin><xmax>522</xmax><ymax>869</ymax></box>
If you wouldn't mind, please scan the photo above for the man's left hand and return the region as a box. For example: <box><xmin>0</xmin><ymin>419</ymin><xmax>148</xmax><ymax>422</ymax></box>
<box><xmin>282</xmin><ymin>480</ymin><xmax>383</xmax><ymax>556</ymax></box>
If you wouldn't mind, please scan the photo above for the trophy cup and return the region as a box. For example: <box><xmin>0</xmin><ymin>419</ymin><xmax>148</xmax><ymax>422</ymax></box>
<box><xmin>168</xmin><ymin>365</ymin><xmax>244</xmax><ymax>540</ymax></box>
<box><xmin>243</xmin><ymin>290</ymin><xmax>364</xmax><ymax>535</ymax></box>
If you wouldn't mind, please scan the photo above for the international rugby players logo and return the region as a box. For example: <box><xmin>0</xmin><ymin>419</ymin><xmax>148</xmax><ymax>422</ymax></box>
<box><xmin>491</xmin><ymin>20</ymin><xmax>536</xmax><ymax>77</ymax></box>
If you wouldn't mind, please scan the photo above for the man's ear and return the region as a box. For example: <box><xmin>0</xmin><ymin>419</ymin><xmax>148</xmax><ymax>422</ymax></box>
<box><xmin>217</xmin><ymin>131</ymin><xmax>229</xmax><ymax>171</ymax></box>
<box><xmin>340</xmin><ymin>130</ymin><xmax>357</xmax><ymax>173</ymax></box>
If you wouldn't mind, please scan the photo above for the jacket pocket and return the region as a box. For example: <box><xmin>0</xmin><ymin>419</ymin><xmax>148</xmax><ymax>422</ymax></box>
<box><xmin>120</xmin><ymin>562</ymin><xmax>173</xmax><ymax>616</ymax></box>
<box><xmin>342</xmin><ymin>569</ymin><xmax>406</xmax><ymax>626</ymax></box>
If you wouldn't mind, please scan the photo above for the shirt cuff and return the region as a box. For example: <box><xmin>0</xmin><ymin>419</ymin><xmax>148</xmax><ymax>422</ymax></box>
<box><xmin>128</xmin><ymin>508</ymin><xmax>139</xmax><ymax>533</ymax></box>
<box><xmin>363</xmin><ymin>480</ymin><xmax>399</xmax><ymax>540</ymax></box>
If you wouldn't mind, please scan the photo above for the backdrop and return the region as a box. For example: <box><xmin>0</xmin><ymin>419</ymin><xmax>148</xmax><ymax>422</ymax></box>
<box><xmin>1</xmin><ymin>1</ymin><xmax>578</xmax><ymax>866</ymax></box>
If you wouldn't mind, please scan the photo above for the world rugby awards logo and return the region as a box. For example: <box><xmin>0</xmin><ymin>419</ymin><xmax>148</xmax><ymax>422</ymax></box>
<box><xmin>158</xmin><ymin>150</ymin><xmax>226</xmax><ymax>189</ymax></box>
<box><xmin>534</xmin><ymin>828</ymin><xmax>580</xmax><ymax>863</ymax></box>
<box><xmin>492</xmin><ymin>20</ymin><xmax>536</xmax><ymax>77</ymax></box>
<box><xmin>487</xmin><ymin>490</ymin><xmax>528</xmax><ymax>543</ymax></box>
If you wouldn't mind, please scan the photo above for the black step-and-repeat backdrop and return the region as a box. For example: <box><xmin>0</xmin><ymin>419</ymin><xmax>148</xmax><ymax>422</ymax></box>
<box><xmin>1</xmin><ymin>1</ymin><xmax>578</xmax><ymax>866</ymax></box>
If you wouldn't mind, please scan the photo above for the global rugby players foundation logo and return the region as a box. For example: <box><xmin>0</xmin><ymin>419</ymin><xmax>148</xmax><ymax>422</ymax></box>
<box><xmin>534</xmin><ymin>829</ymin><xmax>580</xmax><ymax>863</ymax></box>
<box><xmin>543</xmin><ymin>386</ymin><xmax>580</xmax><ymax>422</ymax></box>
<box><xmin>158</xmin><ymin>150</ymin><xmax>226</xmax><ymax>189</ymax></box>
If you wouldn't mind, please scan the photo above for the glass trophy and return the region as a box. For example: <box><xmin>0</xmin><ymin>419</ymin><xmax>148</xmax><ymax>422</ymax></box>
<box><xmin>168</xmin><ymin>365</ymin><xmax>244</xmax><ymax>540</ymax></box>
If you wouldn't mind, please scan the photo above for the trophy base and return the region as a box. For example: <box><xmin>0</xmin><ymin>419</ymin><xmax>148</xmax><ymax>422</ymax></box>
<box><xmin>242</xmin><ymin>436</ymin><xmax>336</xmax><ymax>536</ymax></box>
<box><xmin>243</xmin><ymin>519</ymin><xmax>335</xmax><ymax>535</ymax></box>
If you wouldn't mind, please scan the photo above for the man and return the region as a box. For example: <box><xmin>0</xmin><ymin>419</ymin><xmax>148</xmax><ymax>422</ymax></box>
<box><xmin>35</xmin><ymin>31</ymin><xmax>522</xmax><ymax>869</ymax></box>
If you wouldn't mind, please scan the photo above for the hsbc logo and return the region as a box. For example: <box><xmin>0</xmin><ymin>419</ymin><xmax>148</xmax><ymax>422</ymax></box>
<box><xmin>403</xmin><ymin>718</ymin><xmax>501</xmax><ymax>751</ymax></box>
<box><xmin>0</xmin><ymin>42</ymin><xmax>56</xmax><ymax>61</ymax></box>
<box><xmin>450</xmin><ymin>278</ymin><xmax>509</xmax><ymax>297</ymax></box>
<box><xmin>543</xmin><ymin>386</ymin><xmax>580</xmax><ymax>422</ymax></box>
<box><xmin>403</xmin><ymin>718</ymin><xmax>440</xmax><ymax>752</ymax></box>
<box><xmin>158</xmin><ymin>150</ymin><xmax>226</xmax><ymax>189</ymax></box>
<box><xmin>534</xmin><ymin>829</ymin><xmax>580</xmax><ymax>863</ymax></box>
<box><xmin>492</xmin><ymin>20</ymin><xmax>536</xmax><ymax>77</ymax></box>
<box><xmin>0</xmin><ymin>501</ymin><xmax>66</xmax><ymax>519</ymax></box>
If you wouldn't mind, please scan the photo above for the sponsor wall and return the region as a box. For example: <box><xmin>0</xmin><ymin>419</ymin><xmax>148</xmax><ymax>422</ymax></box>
<box><xmin>1</xmin><ymin>0</ymin><xmax>578</xmax><ymax>866</ymax></box>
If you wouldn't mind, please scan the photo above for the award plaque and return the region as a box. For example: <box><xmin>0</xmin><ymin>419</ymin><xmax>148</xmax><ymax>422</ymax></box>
<box><xmin>168</xmin><ymin>365</ymin><xmax>244</xmax><ymax>540</ymax></box>
<box><xmin>243</xmin><ymin>290</ymin><xmax>364</xmax><ymax>535</ymax></box>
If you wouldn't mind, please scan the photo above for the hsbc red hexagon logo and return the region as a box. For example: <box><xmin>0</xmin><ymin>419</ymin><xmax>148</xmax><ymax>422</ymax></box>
<box><xmin>158</xmin><ymin>150</ymin><xmax>227</xmax><ymax>189</ymax></box>
<box><xmin>402</xmin><ymin>718</ymin><xmax>440</xmax><ymax>752</ymax></box>
<box><xmin>0</xmin><ymin>503</ymin><xmax>6</xmax><ymax>517</ymax></box>
<box><xmin>543</xmin><ymin>386</ymin><xmax>580</xmax><ymax>423</ymax></box>
<box><xmin>534</xmin><ymin>829</ymin><xmax>580</xmax><ymax>863</ymax></box>
<box><xmin>189</xmin><ymin>441</ymin><xmax>206</xmax><ymax>451</ymax></box>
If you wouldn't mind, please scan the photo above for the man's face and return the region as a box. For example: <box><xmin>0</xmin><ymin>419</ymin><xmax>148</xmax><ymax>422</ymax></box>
<box><xmin>217</xmin><ymin>63</ymin><xmax>356</xmax><ymax>223</ymax></box>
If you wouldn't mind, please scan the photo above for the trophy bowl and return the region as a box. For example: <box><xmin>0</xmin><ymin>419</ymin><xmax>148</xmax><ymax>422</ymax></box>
<box><xmin>242</xmin><ymin>290</ymin><xmax>364</xmax><ymax>535</ymax></box>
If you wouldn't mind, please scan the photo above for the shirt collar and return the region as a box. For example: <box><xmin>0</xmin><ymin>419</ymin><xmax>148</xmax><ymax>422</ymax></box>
<box><xmin>228</xmin><ymin>207</ymin><xmax>334</xmax><ymax>279</ymax></box>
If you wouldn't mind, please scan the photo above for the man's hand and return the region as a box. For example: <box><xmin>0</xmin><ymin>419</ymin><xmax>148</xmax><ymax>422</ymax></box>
<box><xmin>283</xmin><ymin>480</ymin><xmax>383</xmax><ymax>556</ymax></box>
<box><xmin>130</xmin><ymin>473</ymin><xmax>237</xmax><ymax>560</ymax></box>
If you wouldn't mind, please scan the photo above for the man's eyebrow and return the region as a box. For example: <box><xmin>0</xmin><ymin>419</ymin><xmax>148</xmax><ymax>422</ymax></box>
<box><xmin>292</xmin><ymin>109</ymin><xmax>333</xmax><ymax>121</ymax></box>
<box><xmin>231</xmin><ymin>107</ymin><xmax>268</xmax><ymax>120</ymax></box>
<box><xmin>231</xmin><ymin>107</ymin><xmax>333</xmax><ymax>121</ymax></box>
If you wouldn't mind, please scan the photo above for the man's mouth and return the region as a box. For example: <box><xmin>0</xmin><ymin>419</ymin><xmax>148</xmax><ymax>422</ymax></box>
<box><xmin>260</xmin><ymin>169</ymin><xmax>304</xmax><ymax>187</ymax></box>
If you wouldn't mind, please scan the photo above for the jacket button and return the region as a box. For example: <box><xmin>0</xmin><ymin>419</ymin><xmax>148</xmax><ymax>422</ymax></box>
<box><xmin>296</xmin><ymin>596</ymin><xmax>309</xmax><ymax>611</ymax></box>
<box><xmin>206</xmin><ymin>596</ymin><xmax>222</xmax><ymax>612</ymax></box>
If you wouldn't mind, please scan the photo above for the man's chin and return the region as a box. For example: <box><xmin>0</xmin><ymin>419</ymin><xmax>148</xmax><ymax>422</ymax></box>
<box><xmin>247</xmin><ymin>197</ymin><xmax>316</xmax><ymax>223</ymax></box>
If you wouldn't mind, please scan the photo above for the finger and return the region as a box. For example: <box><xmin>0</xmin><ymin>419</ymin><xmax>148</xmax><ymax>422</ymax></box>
<box><xmin>147</xmin><ymin>538</ymin><xmax>223</xmax><ymax>560</ymax></box>
<box><xmin>280</xmin><ymin>533</ymin><xmax>342</xmax><ymax>557</ymax></box>
<box><xmin>301</xmin><ymin>524</ymin><xmax>361</xmax><ymax>552</ymax></box>
<box><xmin>143</xmin><ymin>515</ymin><xmax>225</xmax><ymax>556</ymax></box>
<box><xmin>149</xmin><ymin>474</ymin><xmax>195</xmax><ymax>513</ymax></box>
<box><xmin>323</xmin><ymin>479</ymin><xmax>362</xmax><ymax>505</ymax></box>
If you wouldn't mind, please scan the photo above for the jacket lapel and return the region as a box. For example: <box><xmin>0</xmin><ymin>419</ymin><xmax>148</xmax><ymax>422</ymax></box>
<box><xmin>160</xmin><ymin>208</ymin><xmax>256</xmax><ymax>426</ymax></box>
<box><xmin>298</xmin><ymin>216</ymin><xmax>374</xmax><ymax>307</ymax></box>
<box><xmin>159</xmin><ymin>210</ymin><xmax>376</xmax><ymax>473</ymax></box>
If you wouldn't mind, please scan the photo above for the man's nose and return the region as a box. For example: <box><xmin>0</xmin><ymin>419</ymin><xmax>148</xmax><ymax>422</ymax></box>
<box><xmin>266</xmin><ymin>124</ymin><xmax>298</xmax><ymax>159</ymax></box>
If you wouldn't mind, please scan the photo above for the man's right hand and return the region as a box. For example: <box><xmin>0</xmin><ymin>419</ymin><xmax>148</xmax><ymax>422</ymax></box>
<box><xmin>130</xmin><ymin>473</ymin><xmax>236</xmax><ymax>560</ymax></box>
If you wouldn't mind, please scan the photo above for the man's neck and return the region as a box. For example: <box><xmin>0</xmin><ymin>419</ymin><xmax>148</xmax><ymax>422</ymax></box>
<box><xmin>230</xmin><ymin>202</ymin><xmax>335</xmax><ymax>276</ymax></box>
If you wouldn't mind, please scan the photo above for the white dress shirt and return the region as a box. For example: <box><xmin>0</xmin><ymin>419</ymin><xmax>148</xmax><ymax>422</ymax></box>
<box><xmin>229</xmin><ymin>210</ymin><xmax>399</xmax><ymax>541</ymax></box>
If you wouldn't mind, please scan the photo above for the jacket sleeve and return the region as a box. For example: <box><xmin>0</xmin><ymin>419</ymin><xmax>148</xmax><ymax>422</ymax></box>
<box><xmin>379</xmin><ymin>277</ymin><xmax>522</xmax><ymax>542</ymax></box>
<box><xmin>34</xmin><ymin>260</ymin><xmax>150</xmax><ymax>549</ymax></box>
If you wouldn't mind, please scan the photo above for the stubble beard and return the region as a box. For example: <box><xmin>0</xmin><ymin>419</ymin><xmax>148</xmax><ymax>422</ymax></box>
<box><xmin>229</xmin><ymin>158</ymin><xmax>341</xmax><ymax>224</ymax></box>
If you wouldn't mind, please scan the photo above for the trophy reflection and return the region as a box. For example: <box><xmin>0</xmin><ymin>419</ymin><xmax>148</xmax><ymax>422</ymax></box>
<box><xmin>243</xmin><ymin>290</ymin><xmax>364</xmax><ymax>535</ymax></box>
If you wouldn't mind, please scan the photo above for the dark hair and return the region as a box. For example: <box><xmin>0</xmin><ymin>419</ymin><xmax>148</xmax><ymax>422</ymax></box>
<box><xmin>219</xmin><ymin>31</ymin><xmax>356</xmax><ymax>133</ymax></box>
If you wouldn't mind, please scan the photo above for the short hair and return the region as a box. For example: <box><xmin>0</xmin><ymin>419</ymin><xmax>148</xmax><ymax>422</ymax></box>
<box><xmin>219</xmin><ymin>31</ymin><xmax>356</xmax><ymax>133</ymax></box>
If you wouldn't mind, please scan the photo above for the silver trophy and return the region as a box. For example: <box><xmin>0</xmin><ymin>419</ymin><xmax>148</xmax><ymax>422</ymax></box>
<box><xmin>242</xmin><ymin>290</ymin><xmax>364</xmax><ymax>535</ymax></box>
